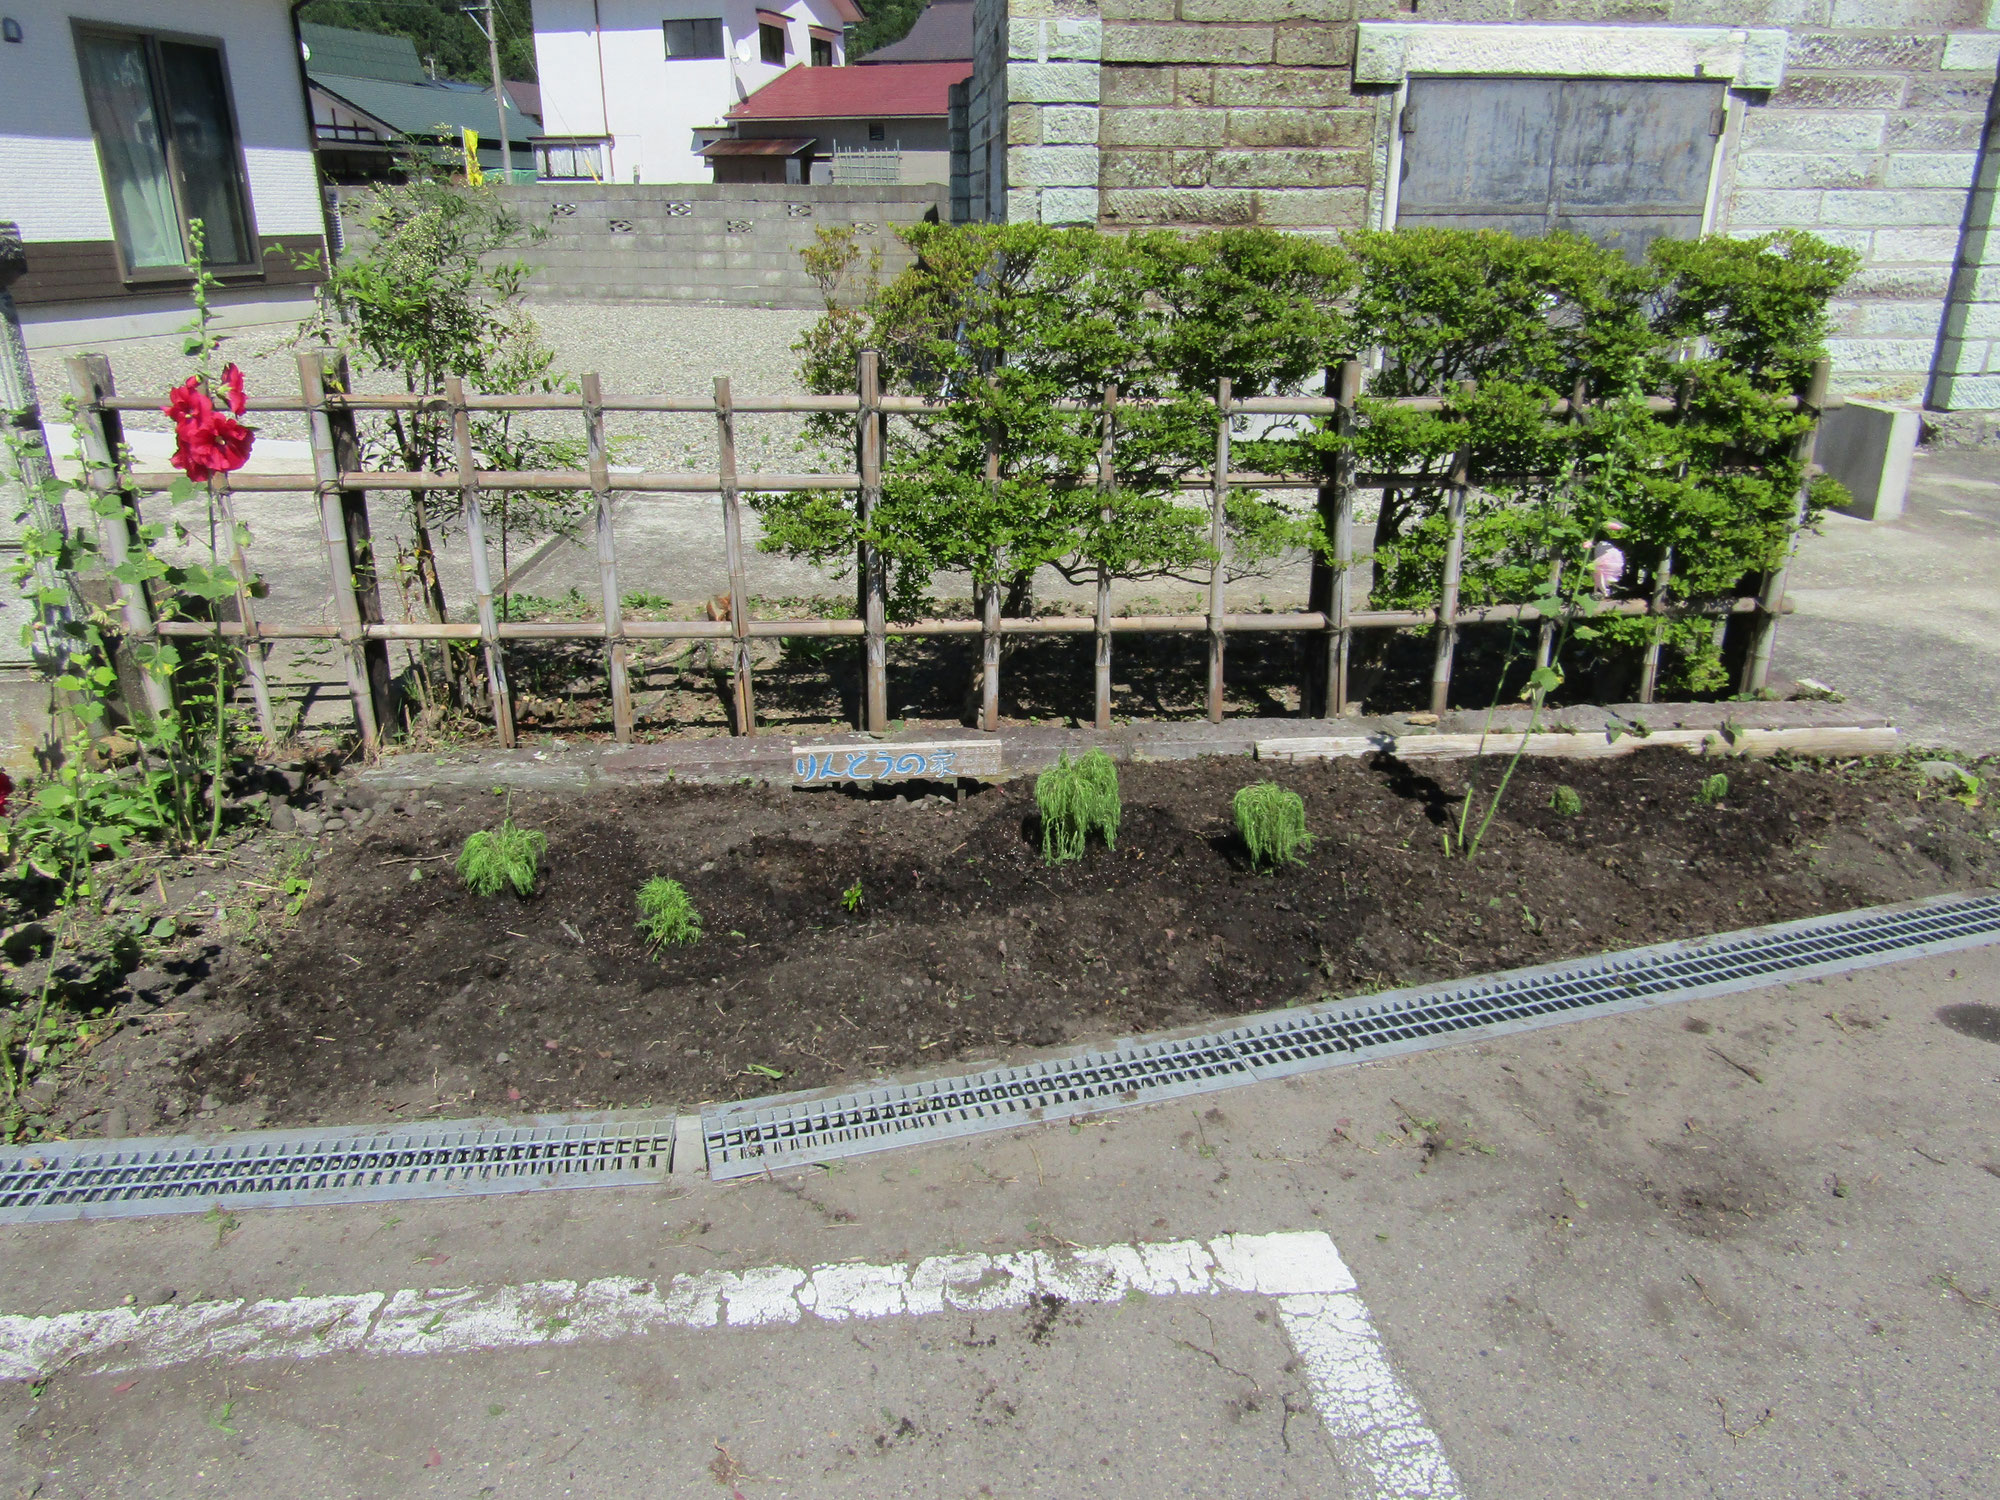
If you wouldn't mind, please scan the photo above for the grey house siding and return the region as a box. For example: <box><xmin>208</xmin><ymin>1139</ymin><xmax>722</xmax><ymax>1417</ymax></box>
<box><xmin>959</xmin><ymin>0</ymin><xmax>2000</xmax><ymax>426</ymax></box>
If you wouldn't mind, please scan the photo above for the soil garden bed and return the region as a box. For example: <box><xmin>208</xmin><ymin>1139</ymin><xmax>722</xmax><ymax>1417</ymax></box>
<box><xmin>26</xmin><ymin>750</ymin><xmax>2000</xmax><ymax>1139</ymax></box>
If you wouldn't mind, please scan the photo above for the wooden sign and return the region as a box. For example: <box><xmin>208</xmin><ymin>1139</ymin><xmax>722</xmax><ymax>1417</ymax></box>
<box><xmin>792</xmin><ymin>740</ymin><xmax>1002</xmax><ymax>785</ymax></box>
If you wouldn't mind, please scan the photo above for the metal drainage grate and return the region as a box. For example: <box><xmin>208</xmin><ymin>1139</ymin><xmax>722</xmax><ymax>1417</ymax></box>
<box><xmin>701</xmin><ymin>890</ymin><xmax>2000</xmax><ymax>1180</ymax></box>
<box><xmin>0</xmin><ymin>1115</ymin><xmax>676</xmax><ymax>1225</ymax></box>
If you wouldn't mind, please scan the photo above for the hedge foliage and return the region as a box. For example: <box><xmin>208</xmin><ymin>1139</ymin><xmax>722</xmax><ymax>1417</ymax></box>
<box><xmin>771</xmin><ymin>222</ymin><xmax>1856</xmax><ymax>695</ymax></box>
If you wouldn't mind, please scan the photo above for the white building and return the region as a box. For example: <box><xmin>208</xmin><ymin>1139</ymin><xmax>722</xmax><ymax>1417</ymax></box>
<box><xmin>0</xmin><ymin>0</ymin><xmax>328</xmax><ymax>346</ymax></box>
<box><xmin>530</xmin><ymin>0</ymin><xmax>864</xmax><ymax>186</ymax></box>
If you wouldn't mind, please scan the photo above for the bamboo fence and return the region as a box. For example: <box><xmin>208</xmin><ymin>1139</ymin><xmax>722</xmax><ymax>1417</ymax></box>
<box><xmin>61</xmin><ymin>351</ymin><xmax>1837</xmax><ymax>752</ymax></box>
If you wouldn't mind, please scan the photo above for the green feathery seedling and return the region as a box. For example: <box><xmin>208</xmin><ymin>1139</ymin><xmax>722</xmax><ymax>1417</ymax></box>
<box><xmin>1037</xmin><ymin>748</ymin><xmax>1121</xmax><ymax>864</ymax></box>
<box><xmin>1234</xmin><ymin>782</ymin><xmax>1312</xmax><ymax>871</ymax></box>
<box><xmin>456</xmin><ymin>818</ymin><xmax>547</xmax><ymax>896</ymax></box>
<box><xmin>841</xmin><ymin>879</ymin><xmax>864</xmax><ymax>913</ymax></box>
<box><xmin>1696</xmin><ymin>772</ymin><xmax>1731</xmax><ymax>806</ymax></box>
<box><xmin>1549</xmin><ymin>785</ymin><xmax>1584</xmax><ymax>817</ymax></box>
<box><xmin>636</xmin><ymin>876</ymin><xmax>701</xmax><ymax>948</ymax></box>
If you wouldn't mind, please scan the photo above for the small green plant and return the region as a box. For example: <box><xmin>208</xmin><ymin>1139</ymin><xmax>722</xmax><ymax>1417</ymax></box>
<box><xmin>1696</xmin><ymin>773</ymin><xmax>1731</xmax><ymax>806</ymax></box>
<box><xmin>636</xmin><ymin>876</ymin><xmax>701</xmax><ymax>948</ymax></box>
<box><xmin>1233</xmin><ymin>782</ymin><xmax>1312</xmax><ymax>871</ymax></box>
<box><xmin>1036</xmin><ymin>749</ymin><xmax>1121</xmax><ymax>864</ymax></box>
<box><xmin>1549</xmin><ymin>786</ymin><xmax>1583</xmax><ymax>817</ymax></box>
<box><xmin>841</xmin><ymin>878</ymin><xmax>864</xmax><ymax>913</ymax></box>
<box><xmin>457</xmin><ymin>818</ymin><xmax>547</xmax><ymax>896</ymax></box>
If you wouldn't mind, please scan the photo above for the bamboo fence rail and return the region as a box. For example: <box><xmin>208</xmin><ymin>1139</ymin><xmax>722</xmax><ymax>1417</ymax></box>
<box><xmin>62</xmin><ymin>352</ymin><xmax>1836</xmax><ymax>752</ymax></box>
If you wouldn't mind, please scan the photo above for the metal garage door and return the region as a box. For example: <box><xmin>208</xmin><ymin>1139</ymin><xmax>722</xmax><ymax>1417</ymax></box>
<box><xmin>1396</xmin><ymin>78</ymin><xmax>1724</xmax><ymax>259</ymax></box>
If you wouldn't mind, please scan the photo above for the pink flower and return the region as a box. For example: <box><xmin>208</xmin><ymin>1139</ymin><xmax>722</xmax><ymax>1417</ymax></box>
<box><xmin>1590</xmin><ymin>543</ymin><xmax>1626</xmax><ymax>598</ymax></box>
<box><xmin>0</xmin><ymin>769</ymin><xmax>12</xmax><ymax>818</ymax></box>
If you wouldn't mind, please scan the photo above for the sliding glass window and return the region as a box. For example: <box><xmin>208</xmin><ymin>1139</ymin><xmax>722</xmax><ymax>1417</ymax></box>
<box><xmin>75</xmin><ymin>26</ymin><xmax>256</xmax><ymax>274</ymax></box>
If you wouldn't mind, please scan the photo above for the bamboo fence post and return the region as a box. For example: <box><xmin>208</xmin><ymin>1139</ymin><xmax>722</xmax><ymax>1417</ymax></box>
<box><xmin>446</xmin><ymin>375</ymin><xmax>514</xmax><ymax>747</ymax></box>
<box><xmin>980</xmin><ymin>421</ymin><xmax>1002</xmax><ymax>733</ymax></box>
<box><xmin>1534</xmin><ymin>559</ymin><xmax>1563</xmax><ymax>673</ymax></box>
<box><xmin>208</xmin><ymin>473</ymin><xmax>277</xmax><ymax>744</ymax></box>
<box><xmin>1314</xmin><ymin>359</ymin><xmax>1361</xmax><ymax>717</ymax></box>
<box><xmin>297</xmin><ymin>350</ymin><xmax>392</xmax><ymax>749</ymax></box>
<box><xmin>1429</xmin><ymin>380</ymin><xmax>1475</xmax><ymax>717</ymax></box>
<box><xmin>582</xmin><ymin>372</ymin><xmax>633</xmax><ymax>741</ymax></box>
<box><xmin>715</xmin><ymin>375</ymin><xmax>755</xmax><ymax>734</ymax></box>
<box><xmin>1206</xmin><ymin>376</ymin><xmax>1231</xmax><ymax>724</ymax></box>
<box><xmin>1741</xmin><ymin>356</ymin><xmax>1829</xmax><ymax>693</ymax></box>
<box><xmin>1637</xmin><ymin>546</ymin><xmax>1673</xmax><ymax>704</ymax></box>
<box><xmin>1094</xmin><ymin>382</ymin><xmax>1117</xmax><ymax>731</ymax></box>
<box><xmin>856</xmin><ymin>350</ymin><xmax>887</xmax><ymax>732</ymax></box>
<box><xmin>66</xmin><ymin>354</ymin><xmax>173</xmax><ymax>723</ymax></box>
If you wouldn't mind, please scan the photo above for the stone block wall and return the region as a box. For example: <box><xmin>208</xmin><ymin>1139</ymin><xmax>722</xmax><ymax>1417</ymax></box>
<box><xmin>491</xmin><ymin>184</ymin><xmax>947</xmax><ymax>309</ymax></box>
<box><xmin>955</xmin><ymin>0</ymin><xmax>2000</xmax><ymax>423</ymax></box>
<box><xmin>1098</xmin><ymin>0</ymin><xmax>1371</xmax><ymax>231</ymax></box>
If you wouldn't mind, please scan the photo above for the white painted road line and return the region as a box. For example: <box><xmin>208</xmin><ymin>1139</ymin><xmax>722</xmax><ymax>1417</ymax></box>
<box><xmin>0</xmin><ymin>1231</ymin><xmax>1462</xmax><ymax>1499</ymax></box>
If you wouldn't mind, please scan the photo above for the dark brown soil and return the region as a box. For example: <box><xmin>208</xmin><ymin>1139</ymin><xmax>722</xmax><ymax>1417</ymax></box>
<box><xmin>62</xmin><ymin>752</ymin><xmax>2000</xmax><ymax>1134</ymax></box>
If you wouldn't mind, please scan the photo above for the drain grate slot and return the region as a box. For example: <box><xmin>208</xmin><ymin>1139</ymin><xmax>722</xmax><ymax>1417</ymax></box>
<box><xmin>702</xmin><ymin>891</ymin><xmax>2000</xmax><ymax>1179</ymax></box>
<box><xmin>0</xmin><ymin>1117</ymin><xmax>676</xmax><ymax>1224</ymax></box>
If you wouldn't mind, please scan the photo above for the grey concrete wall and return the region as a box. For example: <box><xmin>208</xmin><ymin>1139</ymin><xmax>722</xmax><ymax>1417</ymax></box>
<box><xmin>495</xmin><ymin>183</ymin><xmax>947</xmax><ymax>308</ymax></box>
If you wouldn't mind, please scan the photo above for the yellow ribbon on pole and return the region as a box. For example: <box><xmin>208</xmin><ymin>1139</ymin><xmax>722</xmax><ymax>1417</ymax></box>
<box><xmin>462</xmin><ymin>128</ymin><xmax>485</xmax><ymax>185</ymax></box>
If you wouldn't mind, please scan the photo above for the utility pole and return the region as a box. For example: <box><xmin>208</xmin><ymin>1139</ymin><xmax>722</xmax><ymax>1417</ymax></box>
<box><xmin>463</xmin><ymin>2</ymin><xmax>513</xmax><ymax>181</ymax></box>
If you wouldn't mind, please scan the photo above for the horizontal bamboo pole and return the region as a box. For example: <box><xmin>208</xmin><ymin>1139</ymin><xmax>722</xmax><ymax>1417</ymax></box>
<box><xmin>148</xmin><ymin>594</ymin><xmax>1775</xmax><ymax>644</ymax></box>
<box><xmin>96</xmin><ymin>391</ymin><xmax>1846</xmax><ymax>419</ymax></box>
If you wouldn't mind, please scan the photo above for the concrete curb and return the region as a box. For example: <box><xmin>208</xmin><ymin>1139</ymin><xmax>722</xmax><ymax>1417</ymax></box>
<box><xmin>356</xmin><ymin>700</ymin><xmax>1900</xmax><ymax>792</ymax></box>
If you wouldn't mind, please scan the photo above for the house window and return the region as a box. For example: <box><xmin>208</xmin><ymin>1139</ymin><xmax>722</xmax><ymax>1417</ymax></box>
<box><xmin>534</xmin><ymin>139</ymin><xmax>606</xmax><ymax>181</ymax></box>
<box><xmin>74</xmin><ymin>26</ymin><xmax>256</xmax><ymax>273</ymax></box>
<box><xmin>759</xmin><ymin>21</ymin><xmax>786</xmax><ymax>64</ymax></box>
<box><xmin>1396</xmin><ymin>78</ymin><xmax>1723</xmax><ymax>261</ymax></box>
<box><xmin>663</xmin><ymin>18</ymin><xmax>724</xmax><ymax>59</ymax></box>
<box><xmin>810</xmin><ymin>34</ymin><xmax>832</xmax><ymax>67</ymax></box>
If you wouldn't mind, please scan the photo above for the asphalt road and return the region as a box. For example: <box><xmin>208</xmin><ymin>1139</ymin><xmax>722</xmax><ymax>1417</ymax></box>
<box><xmin>2</xmin><ymin>941</ymin><xmax>1996</xmax><ymax>1498</ymax></box>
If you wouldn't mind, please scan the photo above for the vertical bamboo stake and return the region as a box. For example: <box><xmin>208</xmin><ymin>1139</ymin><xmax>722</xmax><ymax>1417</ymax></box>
<box><xmin>298</xmin><ymin>350</ymin><xmax>392</xmax><ymax>749</ymax></box>
<box><xmin>67</xmin><ymin>355</ymin><xmax>173</xmax><ymax>723</ymax></box>
<box><xmin>1742</xmin><ymin>356</ymin><xmax>1829</xmax><ymax>693</ymax></box>
<box><xmin>1637</xmin><ymin>546</ymin><xmax>1673</xmax><ymax>704</ymax></box>
<box><xmin>1429</xmin><ymin>380</ymin><xmax>1475</xmax><ymax>717</ymax></box>
<box><xmin>1206</xmin><ymin>377</ymin><xmax>1231</xmax><ymax>725</ymax></box>
<box><xmin>856</xmin><ymin>350</ymin><xmax>887</xmax><ymax>732</ymax></box>
<box><xmin>1094</xmin><ymin>382</ymin><xmax>1117</xmax><ymax>731</ymax></box>
<box><xmin>1533</xmin><ymin>560</ymin><xmax>1562</xmax><ymax>673</ymax></box>
<box><xmin>716</xmin><ymin>375</ymin><xmax>755</xmax><ymax>735</ymax></box>
<box><xmin>980</xmin><ymin>422</ymin><xmax>1002</xmax><ymax>733</ymax></box>
<box><xmin>1319</xmin><ymin>360</ymin><xmax>1361</xmax><ymax>717</ymax></box>
<box><xmin>208</xmin><ymin>473</ymin><xmax>277</xmax><ymax>743</ymax></box>
<box><xmin>582</xmin><ymin>372</ymin><xmax>633</xmax><ymax>741</ymax></box>
<box><xmin>446</xmin><ymin>375</ymin><xmax>514</xmax><ymax>747</ymax></box>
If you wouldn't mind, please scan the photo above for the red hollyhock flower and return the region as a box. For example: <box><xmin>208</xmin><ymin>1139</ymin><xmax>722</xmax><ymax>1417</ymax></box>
<box><xmin>222</xmin><ymin>362</ymin><xmax>247</xmax><ymax>417</ymax></box>
<box><xmin>0</xmin><ymin>769</ymin><xmax>12</xmax><ymax>818</ymax></box>
<box><xmin>162</xmin><ymin>374</ymin><xmax>255</xmax><ymax>482</ymax></box>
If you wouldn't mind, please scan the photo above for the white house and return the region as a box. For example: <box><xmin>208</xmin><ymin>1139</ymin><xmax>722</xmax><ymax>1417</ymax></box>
<box><xmin>0</xmin><ymin>0</ymin><xmax>329</xmax><ymax>347</ymax></box>
<box><xmin>531</xmin><ymin>0</ymin><xmax>865</xmax><ymax>185</ymax></box>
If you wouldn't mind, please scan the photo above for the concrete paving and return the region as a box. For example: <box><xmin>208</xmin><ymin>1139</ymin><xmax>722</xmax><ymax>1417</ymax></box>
<box><xmin>1775</xmin><ymin>446</ymin><xmax>2000</xmax><ymax>753</ymax></box>
<box><xmin>2</xmin><ymin>940</ymin><xmax>1996</xmax><ymax>1498</ymax></box>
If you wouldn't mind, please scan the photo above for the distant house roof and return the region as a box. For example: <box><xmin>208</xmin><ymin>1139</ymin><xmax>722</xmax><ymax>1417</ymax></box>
<box><xmin>859</xmin><ymin>1</ymin><xmax>972</xmax><ymax>64</ymax></box>
<box><xmin>310</xmin><ymin>72</ymin><xmax>538</xmax><ymax>147</ymax></box>
<box><xmin>299</xmin><ymin>22</ymin><xmax>428</xmax><ymax>84</ymax></box>
<box><xmin>699</xmin><ymin>137</ymin><xmax>816</xmax><ymax>158</ymax></box>
<box><xmin>728</xmin><ymin>61</ymin><xmax>973</xmax><ymax>121</ymax></box>
<box><xmin>504</xmin><ymin>80</ymin><xmax>542</xmax><ymax>122</ymax></box>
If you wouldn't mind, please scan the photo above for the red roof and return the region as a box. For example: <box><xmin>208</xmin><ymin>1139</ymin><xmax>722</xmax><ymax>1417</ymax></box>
<box><xmin>727</xmin><ymin>61</ymin><xmax>972</xmax><ymax>121</ymax></box>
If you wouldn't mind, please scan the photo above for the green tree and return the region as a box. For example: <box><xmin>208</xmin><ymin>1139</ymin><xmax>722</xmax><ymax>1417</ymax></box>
<box><xmin>849</xmin><ymin>0</ymin><xmax>927</xmax><ymax>58</ymax></box>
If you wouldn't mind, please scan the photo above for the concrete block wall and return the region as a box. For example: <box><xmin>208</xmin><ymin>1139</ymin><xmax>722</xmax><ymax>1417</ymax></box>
<box><xmin>493</xmin><ymin>184</ymin><xmax>947</xmax><ymax>309</ymax></box>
